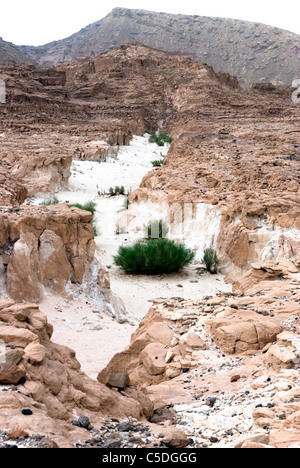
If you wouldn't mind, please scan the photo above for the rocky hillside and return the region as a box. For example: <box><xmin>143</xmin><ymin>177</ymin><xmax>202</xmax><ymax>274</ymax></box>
<box><xmin>0</xmin><ymin>41</ymin><xmax>299</xmax><ymax>306</ymax></box>
<box><xmin>0</xmin><ymin>37</ymin><xmax>33</xmax><ymax>64</ymax></box>
<box><xmin>19</xmin><ymin>7</ymin><xmax>300</xmax><ymax>87</ymax></box>
<box><xmin>0</xmin><ymin>44</ymin><xmax>299</xmax><ymax>447</ymax></box>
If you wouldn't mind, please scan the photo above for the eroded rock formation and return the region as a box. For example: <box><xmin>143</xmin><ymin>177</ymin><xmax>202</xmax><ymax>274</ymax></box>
<box><xmin>0</xmin><ymin>301</ymin><xmax>152</xmax><ymax>447</ymax></box>
<box><xmin>99</xmin><ymin>262</ymin><xmax>300</xmax><ymax>447</ymax></box>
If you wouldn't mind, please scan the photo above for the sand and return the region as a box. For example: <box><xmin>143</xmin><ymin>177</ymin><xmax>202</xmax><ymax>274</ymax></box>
<box><xmin>31</xmin><ymin>135</ymin><xmax>232</xmax><ymax>378</ymax></box>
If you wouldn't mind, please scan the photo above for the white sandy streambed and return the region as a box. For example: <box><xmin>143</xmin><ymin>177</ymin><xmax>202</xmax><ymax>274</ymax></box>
<box><xmin>29</xmin><ymin>135</ymin><xmax>232</xmax><ymax>378</ymax></box>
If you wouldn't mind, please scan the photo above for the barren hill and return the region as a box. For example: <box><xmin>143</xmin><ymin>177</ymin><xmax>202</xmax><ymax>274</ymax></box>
<box><xmin>19</xmin><ymin>7</ymin><xmax>300</xmax><ymax>87</ymax></box>
<box><xmin>0</xmin><ymin>36</ymin><xmax>33</xmax><ymax>64</ymax></box>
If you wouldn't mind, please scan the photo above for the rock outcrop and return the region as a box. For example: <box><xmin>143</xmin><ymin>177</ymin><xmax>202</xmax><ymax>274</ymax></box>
<box><xmin>99</xmin><ymin>264</ymin><xmax>300</xmax><ymax>448</ymax></box>
<box><xmin>0</xmin><ymin>204</ymin><xmax>95</xmax><ymax>302</ymax></box>
<box><xmin>0</xmin><ymin>301</ymin><xmax>153</xmax><ymax>447</ymax></box>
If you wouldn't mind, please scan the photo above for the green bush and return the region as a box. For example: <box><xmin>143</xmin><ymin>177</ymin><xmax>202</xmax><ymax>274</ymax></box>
<box><xmin>148</xmin><ymin>133</ymin><xmax>173</xmax><ymax>146</ymax></box>
<box><xmin>123</xmin><ymin>196</ymin><xmax>130</xmax><ymax>210</ymax></box>
<box><xmin>144</xmin><ymin>219</ymin><xmax>169</xmax><ymax>239</ymax></box>
<box><xmin>39</xmin><ymin>196</ymin><xmax>59</xmax><ymax>206</ymax></box>
<box><xmin>109</xmin><ymin>185</ymin><xmax>125</xmax><ymax>196</ymax></box>
<box><xmin>202</xmin><ymin>248</ymin><xmax>219</xmax><ymax>274</ymax></box>
<box><xmin>69</xmin><ymin>201</ymin><xmax>96</xmax><ymax>216</ymax></box>
<box><xmin>93</xmin><ymin>222</ymin><xmax>99</xmax><ymax>236</ymax></box>
<box><xmin>114</xmin><ymin>238</ymin><xmax>195</xmax><ymax>275</ymax></box>
<box><xmin>151</xmin><ymin>159</ymin><xmax>164</xmax><ymax>167</ymax></box>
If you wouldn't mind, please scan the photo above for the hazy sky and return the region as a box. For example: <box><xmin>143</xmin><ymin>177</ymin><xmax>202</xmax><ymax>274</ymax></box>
<box><xmin>0</xmin><ymin>0</ymin><xmax>299</xmax><ymax>46</ymax></box>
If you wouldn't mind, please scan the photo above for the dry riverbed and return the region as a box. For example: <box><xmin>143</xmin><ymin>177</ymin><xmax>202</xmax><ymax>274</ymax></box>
<box><xmin>28</xmin><ymin>135</ymin><xmax>232</xmax><ymax>377</ymax></box>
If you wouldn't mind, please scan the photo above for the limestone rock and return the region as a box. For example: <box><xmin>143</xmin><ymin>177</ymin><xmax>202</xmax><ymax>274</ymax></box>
<box><xmin>97</xmin><ymin>267</ymin><xmax>111</xmax><ymax>291</ymax></box>
<box><xmin>140</xmin><ymin>343</ymin><xmax>167</xmax><ymax>376</ymax></box>
<box><xmin>24</xmin><ymin>342</ymin><xmax>46</xmax><ymax>365</ymax></box>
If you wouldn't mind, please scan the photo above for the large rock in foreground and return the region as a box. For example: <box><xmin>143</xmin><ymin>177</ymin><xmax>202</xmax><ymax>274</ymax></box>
<box><xmin>0</xmin><ymin>301</ymin><xmax>150</xmax><ymax>447</ymax></box>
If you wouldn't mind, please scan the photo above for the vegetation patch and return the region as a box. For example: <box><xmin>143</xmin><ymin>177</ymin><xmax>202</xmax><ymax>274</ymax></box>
<box><xmin>109</xmin><ymin>185</ymin><xmax>125</xmax><ymax>196</ymax></box>
<box><xmin>114</xmin><ymin>238</ymin><xmax>195</xmax><ymax>275</ymax></box>
<box><xmin>202</xmin><ymin>248</ymin><xmax>219</xmax><ymax>274</ymax></box>
<box><xmin>151</xmin><ymin>159</ymin><xmax>164</xmax><ymax>167</ymax></box>
<box><xmin>69</xmin><ymin>201</ymin><xmax>97</xmax><ymax>216</ymax></box>
<box><xmin>148</xmin><ymin>133</ymin><xmax>173</xmax><ymax>146</ymax></box>
<box><xmin>39</xmin><ymin>196</ymin><xmax>59</xmax><ymax>206</ymax></box>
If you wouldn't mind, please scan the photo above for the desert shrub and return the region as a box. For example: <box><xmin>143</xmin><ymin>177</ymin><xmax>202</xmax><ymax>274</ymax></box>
<box><xmin>148</xmin><ymin>133</ymin><xmax>173</xmax><ymax>146</ymax></box>
<box><xmin>93</xmin><ymin>222</ymin><xmax>99</xmax><ymax>236</ymax></box>
<box><xmin>114</xmin><ymin>238</ymin><xmax>195</xmax><ymax>275</ymax></box>
<box><xmin>69</xmin><ymin>200</ymin><xmax>96</xmax><ymax>216</ymax></box>
<box><xmin>108</xmin><ymin>137</ymin><xmax>116</xmax><ymax>146</ymax></box>
<box><xmin>151</xmin><ymin>159</ymin><xmax>164</xmax><ymax>167</ymax></box>
<box><xmin>109</xmin><ymin>185</ymin><xmax>125</xmax><ymax>196</ymax></box>
<box><xmin>39</xmin><ymin>196</ymin><xmax>59</xmax><ymax>206</ymax></box>
<box><xmin>202</xmin><ymin>248</ymin><xmax>219</xmax><ymax>274</ymax></box>
<box><xmin>144</xmin><ymin>219</ymin><xmax>169</xmax><ymax>239</ymax></box>
<box><xmin>123</xmin><ymin>196</ymin><xmax>130</xmax><ymax>210</ymax></box>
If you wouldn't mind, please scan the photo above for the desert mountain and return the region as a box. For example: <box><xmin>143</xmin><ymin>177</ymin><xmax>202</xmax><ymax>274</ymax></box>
<box><xmin>19</xmin><ymin>7</ymin><xmax>300</xmax><ymax>87</ymax></box>
<box><xmin>0</xmin><ymin>36</ymin><xmax>33</xmax><ymax>64</ymax></box>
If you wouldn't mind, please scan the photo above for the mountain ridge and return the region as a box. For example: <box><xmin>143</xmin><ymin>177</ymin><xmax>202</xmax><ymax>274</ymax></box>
<box><xmin>17</xmin><ymin>7</ymin><xmax>300</xmax><ymax>87</ymax></box>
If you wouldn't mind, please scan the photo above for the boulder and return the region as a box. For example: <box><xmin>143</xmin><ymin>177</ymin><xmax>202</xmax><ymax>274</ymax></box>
<box><xmin>140</xmin><ymin>343</ymin><xmax>167</xmax><ymax>376</ymax></box>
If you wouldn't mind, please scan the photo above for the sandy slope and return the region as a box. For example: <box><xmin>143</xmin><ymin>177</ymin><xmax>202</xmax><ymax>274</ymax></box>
<box><xmin>32</xmin><ymin>135</ymin><xmax>232</xmax><ymax>377</ymax></box>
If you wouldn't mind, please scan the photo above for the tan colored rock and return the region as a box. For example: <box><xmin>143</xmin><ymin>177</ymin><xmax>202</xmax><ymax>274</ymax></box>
<box><xmin>0</xmin><ymin>364</ymin><xmax>26</xmax><ymax>385</ymax></box>
<box><xmin>140</xmin><ymin>343</ymin><xmax>167</xmax><ymax>376</ymax></box>
<box><xmin>210</xmin><ymin>316</ymin><xmax>282</xmax><ymax>354</ymax></box>
<box><xmin>269</xmin><ymin>430</ymin><xmax>300</xmax><ymax>448</ymax></box>
<box><xmin>0</xmin><ymin>324</ymin><xmax>38</xmax><ymax>348</ymax></box>
<box><xmin>7</xmin><ymin>429</ymin><xmax>29</xmax><ymax>439</ymax></box>
<box><xmin>179</xmin><ymin>331</ymin><xmax>206</xmax><ymax>356</ymax></box>
<box><xmin>252</xmin><ymin>407</ymin><xmax>276</xmax><ymax>427</ymax></box>
<box><xmin>24</xmin><ymin>342</ymin><xmax>46</xmax><ymax>365</ymax></box>
<box><xmin>156</xmin><ymin>427</ymin><xmax>190</xmax><ymax>448</ymax></box>
<box><xmin>0</xmin><ymin>301</ymin><xmax>155</xmax><ymax>446</ymax></box>
<box><xmin>234</xmin><ymin>433</ymin><xmax>270</xmax><ymax>448</ymax></box>
<box><xmin>286</xmin><ymin>410</ymin><xmax>300</xmax><ymax>427</ymax></box>
<box><xmin>97</xmin><ymin>267</ymin><xmax>111</xmax><ymax>291</ymax></box>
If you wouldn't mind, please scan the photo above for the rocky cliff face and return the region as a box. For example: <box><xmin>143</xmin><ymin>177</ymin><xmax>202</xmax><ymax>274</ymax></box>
<box><xmin>20</xmin><ymin>8</ymin><xmax>300</xmax><ymax>87</ymax></box>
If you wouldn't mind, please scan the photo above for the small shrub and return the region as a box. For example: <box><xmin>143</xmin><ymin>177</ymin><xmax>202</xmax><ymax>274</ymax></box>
<box><xmin>145</xmin><ymin>219</ymin><xmax>169</xmax><ymax>239</ymax></box>
<box><xmin>151</xmin><ymin>159</ymin><xmax>164</xmax><ymax>167</ymax></box>
<box><xmin>93</xmin><ymin>222</ymin><xmax>100</xmax><ymax>236</ymax></box>
<box><xmin>109</xmin><ymin>185</ymin><xmax>125</xmax><ymax>196</ymax></box>
<box><xmin>202</xmin><ymin>248</ymin><xmax>219</xmax><ymax>274</ymax></box>
<box><xmin>148</xmin><ymin>133</ymin><xmax>173</xmax><ymax>146</ymax></box>
<box><xmin>39</xmin><ymin>196</ymin><xmax>59</xmax><ymax>206</ymax></box>
<box><xmin>148</xmin><ymin>134</ymin><xmax>157</xmax><ymax>143</ymax></box>
<box><xmin>123</xmin><ymin>196</ymin><xmax>130</xmax><ymax>210</ymax></box>
<box><xmin>114</xmin><ymin>238</ymin><xmax>194</xmax><ymax>275</ymax></box>
<box><xmin>108</xmin><ymin>137</ymin><xmax>116</xmax><ymax>146</ymax></box>
<box><xmin>69</xmin><ymin>201</ymin><xmax>96</xmax><ymax>216</ymax></box>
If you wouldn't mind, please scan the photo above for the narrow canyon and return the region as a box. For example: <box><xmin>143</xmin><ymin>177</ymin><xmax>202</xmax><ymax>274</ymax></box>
<box><xmin>0</xmin><ymin>43</ymin><xmax>299</xmax><ymax>448</ymax></box>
